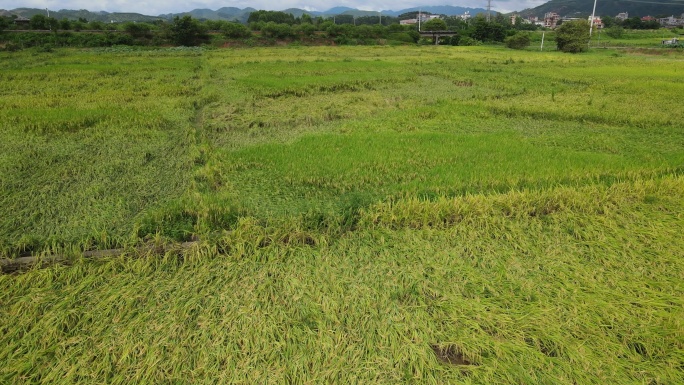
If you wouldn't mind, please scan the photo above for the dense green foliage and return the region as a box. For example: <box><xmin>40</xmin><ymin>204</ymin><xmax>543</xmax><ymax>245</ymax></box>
<box><xmin>220</xmin><ymin>22</ymin><xmax>251</xmax><ymax>38</ymax></box>
<box><xmin>556</xmin><ymin>20</ymin><xmax>591</xmax><ymax>53</ymax></box>
<box><xmin>471</xmin><ymin>19</ymin><xmax>507</xmax><ymax>43</ymax></box>
<box><xmin>170</xmin><ymin>16</ymin><xmax>209</xmax><ymax>46</ymax></box>
<box><xmin>1</xmin><ymin>45</ymin><xmax>684</xmax><ymax>384</ymax></box>
<box><xmin>605</xmin><ymin>25</ymin><xmax>625</xmax><ymax>39</ymax></box>
<box><xmin>247</xmin><ymin>10</ymin><xmax>297</xmax><ymax>25</ymax></box>
<box><xmin>423</xmin><ymin>18</ymin><xmax>448</xmax><ymax>31</ymax></box>
<box><xmin>505</xmin><ymin>32</ymin><xmax>531</xmax><ymax>49</ymax></box>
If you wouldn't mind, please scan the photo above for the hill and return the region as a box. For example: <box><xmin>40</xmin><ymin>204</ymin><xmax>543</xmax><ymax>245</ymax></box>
<box><xmin>518</xmin><ymin>0</ymin><xmax>684</xmax><ymax>18</ymax></box>
<box><xmin>6</xmin><ymin>7</ymin><xmax>162</xmax><ymax>22</ymax></box>
<box><xmin>163</xmin><ymin>6</ymin><xmax>488</xmax><ymax>20</ymax></box>
<box><xmin>382</xmin><ymin>5</ymin><xmax>488</xmax><ymax>17</ymax></box>
<box><xmin>4</xmin><ymin>5</ymin><xmax>492</xmax><ymax>23</ymax></box>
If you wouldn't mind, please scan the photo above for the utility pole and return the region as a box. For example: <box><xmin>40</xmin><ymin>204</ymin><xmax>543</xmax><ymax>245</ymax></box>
<box><xmin>589</xmin><ymin>0</ymin><xmax>598</xmax><ymax>36</ymax></box>
<box><xmin>487</xmin><ymin>0</ymin><xmax>491</xmax><ymax>22</ymax></box>
<box><xmin>418</xmin><ymin>9</ymin><xmax>421</xmax><ymax>31</ymax></box>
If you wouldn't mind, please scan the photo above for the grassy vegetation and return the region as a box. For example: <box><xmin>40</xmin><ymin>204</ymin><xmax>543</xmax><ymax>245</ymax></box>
<box><xmin>1</xmin><ymin>45</ymin><xmax>683</xmax><ymax>383</ymax></box>
<box><xmin>0</xmin><ymin>48</ymin><xmax>204</xmax><ymax>252</ymax></box>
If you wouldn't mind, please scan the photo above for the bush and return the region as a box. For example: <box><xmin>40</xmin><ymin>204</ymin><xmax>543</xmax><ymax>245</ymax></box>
<box><xmin>556</xmin><ymin>20</ymin><xmax>590</xmax><ymax>53</ymax></box>
<box><xmin>123</xmin><ymin>22</ymin><xmax>153</xmax><ymax>39</ymax></box>
<box><xmin>459</xmin><ymin>36</ymin><xmax>482</xmax><ymax>46</ymax></box>
<box><xmin>605</xmin><ymin>26</ymin><xmax>624</xmax><ymax>39</ymax></box>
<box><xmin>171</xmin><ymin>16</ymin><xmax>209</xmax><ymax>46</ymax></box>
<box><xmin>423</xmin><ymin>18</ymin><xmax>447</xmax><ymax>31</ymax></box>
<box><xmin>295</xmin><ymin>23</ymin><xmax>316</xmax><ymax>38</ymax></box>
<box><xmin>36</xmin><ymin>43</ymin><xmax>54</xmax><ymax>53</ymax></box>
<box><xmin>261</xmin><ymin>22</ymin><xmax>295</xmax><ymax>39</ymax></box>
<box><xmin>505</xmin><ymin>32</ymin><xmax>531</xmax><ymax>49</ymax></box>
<box><xmin>222</xmin><ymin>22</ymin><xmax>251</xmax><ymax>38</ymax></box>
<box><xmin>387</xmin><ymin>32</ymin><xmax>415</xmax><ymax>43</ymax></box>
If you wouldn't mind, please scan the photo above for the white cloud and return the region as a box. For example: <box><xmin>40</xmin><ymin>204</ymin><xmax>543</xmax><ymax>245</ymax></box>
<box><xmin>2</xmin><ymin>0</ymin><xmax>543</xmax><ymax>15</ymax></box>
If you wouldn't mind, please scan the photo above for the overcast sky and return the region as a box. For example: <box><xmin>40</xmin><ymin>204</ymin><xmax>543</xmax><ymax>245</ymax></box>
<box><xmin>2</xmin><ymin>0</ymin><xmax>546</xmax><ymax>15</ymax></box>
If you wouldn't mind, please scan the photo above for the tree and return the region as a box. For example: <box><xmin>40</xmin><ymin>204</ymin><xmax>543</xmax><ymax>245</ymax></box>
<box><xmin>123</xmin><ymin>22</ymin><xmax>152</xmax><ymax>39</ymax></box>
<box><xmin>555</xmin><ymin>20</ymin><xmax>590</xmax><ymax>53</ymax></box>
<box><xmin>471</xmin><ymin>19</ymin><xmax>506</xmax><ymax>42</ymax></box>
<box><xmin>605</xmin><ymin>26</ymin><xmax>624</xmax><ymax>39</ymax></box>
<box><xmin>355</xmin><ymin>25</ymin><xmax>374</xmax><ymax>39</ymax></box>
<box><xmin>300</xmin><ymin>13</ymin><xmax>313</xmax><ymax>24</ymax></box>
<box><xmin>248</xmin><ymin>10</ymin><xmax>296</xmax><ymax>25</ymax></box>
<box><xmin>423</xmin><ymin>18</ymin><xmax>447</xmax><ymax>31</ymax></box>
<box><xmin>505</xmin><ymin>32</ymin><xmax>531</xmax><ymax>49</ymax></box>
<box><xmin>59</xmin><ymin>19</ymin><xmax>72</xmax><ymax>30</ymax></box>
<box><xmin>171</xmin><ymin>16</ymin><xmax>209</xmax><ymax>46</ymax></box>
<box><xmin>88</xmin><ymin>21</ymin><xmax>105</xmax><ymax>30</ymax></box>
<box><xmin>326</xmin><ymin>23</ymin><xmax>353</xmax><ymax>37</ymax></box>
<box><xmin>261</xmin><ymin>22</ymin><xmax>294</xmax><ymax>39</ymax></box>
<box><xmin>222</xmin><ymin>22</ymin><xmax>251</xmax><ymax>38</ymax></box>
<box><xmin>601</xmin><ymin>15</ymin><xmax>615</xmax><ymax>28</ymax></box>
<box><xmin>295</xmin><ymin>23</ymin><xmax>316</xmax><ymax>37</ymax></box>
<box><xmin>30</xmin><ymin>14</ymin><xmax>51</xmax><ymax>30</ymax></box>
<box><xmin>0</xmin><ymin>16</ymin><xmax>8</xmax><ymax>33</ymax></box>
<box><xmin>72</xmin><ymin>20</ymin><xmax>86</xmax><ymax>31</ymax></box>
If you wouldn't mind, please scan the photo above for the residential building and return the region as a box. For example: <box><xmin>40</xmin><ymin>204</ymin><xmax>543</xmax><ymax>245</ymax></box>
<box><xmin>659</xmin><ymin>15</ymin><xmax>681</xmax><ymax>27</ymax></box>
<box><xmin>544</xmin><ymin>12</ymin><xmax>560</xmax><ymax>28</ymax></box>
<box><xmin>588</xmin><ymin>16</ymin><xmax>603</xmax><ymax>29</ymax></box>
<box><xmin>616</xmin><ymin>12</ymin><xmax>629</xmax><ymax>21</ymax></box>
<box><xmin>400</xmin><ymin>13</ymin><xmax>441</xmax><ymax>25</ymax></box>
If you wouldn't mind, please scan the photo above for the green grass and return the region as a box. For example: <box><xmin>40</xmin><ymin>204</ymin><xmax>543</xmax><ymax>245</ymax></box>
<box><xmin>1</xmin><ymin>45</ymin><xmax>683</xmax><ymax>384</ymax></box>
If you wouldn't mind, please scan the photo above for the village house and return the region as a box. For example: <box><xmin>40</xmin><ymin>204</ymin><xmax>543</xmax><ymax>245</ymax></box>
<box><xmin>14</xmin><ymin>15</ymin><xmax>30</xmax><ymax>26</ymax></box>
<box><xmin>400</xmin><ymin>13</ymin><xmax>441</xmax><ymax>25</ymax></box>
<box><xmin>659</xmin><ymin>15</ymin><xmax>683</xmax><ymax>27</ymax></box>
<box><xmin>616</xmin><ymin>12</ymin><xmax>629</xmax><ymax>21</ymax></box>
<box><xmin>588</xmin><ymin>16</ymin><xmax>603</xmax><ymax>29</ymax></box>
<box><xmin>544</xmin><ymin>12</ymin><xmax>560</xmax><ymax>28</ymax></box>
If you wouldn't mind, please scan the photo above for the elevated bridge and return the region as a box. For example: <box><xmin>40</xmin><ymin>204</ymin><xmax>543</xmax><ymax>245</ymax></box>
<box><xmin>419</xmin><ymin>30</ymin><xmax>458</xmax><ymax>45</ymax></box>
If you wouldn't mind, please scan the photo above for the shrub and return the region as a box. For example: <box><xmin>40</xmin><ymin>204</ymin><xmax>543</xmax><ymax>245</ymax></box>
<box><xmin>295</xmin><ymin>23</ymin><xmax>316</xmax><ymax>38</ymax></box>
<box><xmin>605</xmin><ymin>26</ymin><xmax>624</xmax><ymax>39</ymax></box>
<box><xmin>459</xmin><ymin>36</ymin><xmax>482</xmax><ymax>46</ymax></box>
<box><xmin>222</xmin><ymin>22</ymin><xmax>251</xmax><ymax>38</ymax></box>
<box><xmin>261</xmin><ymin>22</ymin><xmax>294</xmax><ymax>39</ymax></box>
<box><xmin>556</xmin><ymin>20</ymin><xmax>590</xmax><ymax>53</ymax></box>
<box><xmin>171</xmin><ymin>16</ymin><xmax>209</xmax><ymax>46</ymax></box>
<box><xmin>123</xmin><ymin>22</ymin><xmax>153</xmax><ymax>39</ymax></box>
<box><xmin>387</xmin><ymin>32</ymin><xmax>415</xmax><ymax>43</ymax></box>
<box><xmin>423</xmin><ymin>18</ymin><xmax>447</xmax><ymax>31</ymax></box>
<box><xmin>505</xmin><ymin>32</ymin><xmax>531</xmax><ymax>49</ymax></box>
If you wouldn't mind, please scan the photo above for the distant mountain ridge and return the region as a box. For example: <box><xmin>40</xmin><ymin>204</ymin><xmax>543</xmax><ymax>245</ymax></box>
<box><xmin>518</xmin><ymin>0</ymin><xmax>684</xmax><ymax>18</ymax></box>
<box><xmin>3</xmin><ymin>5</ymin><xmax>488</xmax><ymax>23</ymax></box>
<box><xmin>4</xmin><ymin>7</ymin><xmax>163</xmax><ymax>22</ymax></box>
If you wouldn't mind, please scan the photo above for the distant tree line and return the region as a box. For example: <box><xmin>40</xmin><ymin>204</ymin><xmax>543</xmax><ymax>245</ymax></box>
<box><xmin>0</xmin><ymin>9</ymin><xmax>672</xmax><ymax>52</ymax></box>
<box><xmin>600</xmin><ymin>15</ymin><xmax>662</xmax><ymax>30</ymax></box>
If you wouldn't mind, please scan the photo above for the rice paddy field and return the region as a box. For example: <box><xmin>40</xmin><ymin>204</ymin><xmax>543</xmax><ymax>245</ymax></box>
<box><xmin>1</xmin><ymin>45</ymin><xmax>683</xmax><ymax>384</ymax></box>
